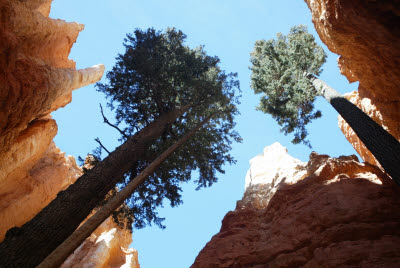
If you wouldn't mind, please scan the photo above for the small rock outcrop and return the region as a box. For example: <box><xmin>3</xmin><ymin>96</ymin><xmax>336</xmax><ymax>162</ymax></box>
<box><xmin>61</xmin><ymin>218</ymin><xmax>140</xmax><ymax>268</ymax></box>
<box><xmin>192</xmin><ymin>143</ymin><xmax>400</xmax><ymax>267</ymax></box>
<box><xmin>0</xmin><ymin>0</ymin><xmax>139</xmax><ymax>266</ymax></box>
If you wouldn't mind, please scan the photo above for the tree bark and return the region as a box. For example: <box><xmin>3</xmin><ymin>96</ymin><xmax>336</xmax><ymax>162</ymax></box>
<box><xmin>310</xmin><ymin>75</ymin><xmax>400</xmax><ymax>184</ymax></box>
<box><xmin>0</xmin><ymin>105</ymin><xmax>191</xmax><ymax>268</ymax></box>
<box><xmin>37</xmin><ymin>112</ymin><xmax>218</xmax><ymax>268</ymax></box>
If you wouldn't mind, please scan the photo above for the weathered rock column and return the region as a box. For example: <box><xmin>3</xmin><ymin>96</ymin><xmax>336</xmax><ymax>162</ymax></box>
<box><xmin>0</xmin><ymin>0</ymin><xmax>139</xmax><ymax>267</ymax></box>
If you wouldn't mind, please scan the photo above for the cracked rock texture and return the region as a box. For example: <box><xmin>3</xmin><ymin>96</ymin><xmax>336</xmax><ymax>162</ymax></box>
<box><xmin>192</xmin><ymin>143</ymin><xmax>400</xmax><ymax>267</ymax></box>
<box><xmin>0</xmin><ymin>0</ymin><xmax>138</xmax><ymax>267</ymax></box>
<box><xmin>303</xmin><ymin>0</ymin><xmax>400</xmax><ymax>165</ymax></box>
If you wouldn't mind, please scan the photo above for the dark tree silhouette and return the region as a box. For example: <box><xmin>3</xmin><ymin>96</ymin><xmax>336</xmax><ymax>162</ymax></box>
<box><xmin>0</xmin><ymin>28</ymin><xmax>241</xmax><ymax>267</ymax></box>
<box><xmin>38</xmin><ymin>112</ymin><xmax>219</xmax><ymax>268</ymax></box>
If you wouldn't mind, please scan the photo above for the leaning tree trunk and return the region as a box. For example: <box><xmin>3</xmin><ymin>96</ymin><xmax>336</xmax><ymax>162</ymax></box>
<box><xmin>0</xmin><ymin>105</ymin><xmax>191</xmax><ymax>268</ymax></box>
<box><xmin>310</xmin><ymin>75</ymin><xmax>400</xmax><ymax>184</ymax></box>
<box><xmin>37</xmin><ymin>112</ymin><xmax>218</xmax><ymax>268</ymax></box>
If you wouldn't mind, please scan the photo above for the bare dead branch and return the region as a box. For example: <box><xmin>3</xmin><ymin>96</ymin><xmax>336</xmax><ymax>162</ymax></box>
<box><xmin>100</xmin><ymin>104</ymin><xmax>129</xmax><ymax>139</ymax></box>
<box><xmin>94</xmin><ymin>137</ymin><xmax>111</xmax><ymax>155</ymax></box>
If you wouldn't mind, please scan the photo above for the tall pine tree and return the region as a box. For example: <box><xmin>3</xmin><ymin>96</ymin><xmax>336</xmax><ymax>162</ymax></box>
<box><xmin>38</xmin><ymin>112</ymin><xmax>219</xmax><ymax>268</ymax></box>
<box><xmin>250</xmin><ymin>25</ymin><xmax>400</xmax><ymax>183</ymax></box>
<box><xmin>0</xmin><ymin>28</ymin><xmax>241</xmax><ymax>267</ymax></box>
<box><xmin>95</xmin><ymin>28</ymin><xmax>242</xmax><ymax>229</ymax></box>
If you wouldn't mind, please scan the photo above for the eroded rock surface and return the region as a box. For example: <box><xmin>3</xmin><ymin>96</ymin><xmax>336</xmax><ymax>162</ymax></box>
<box><xmin>0</xmin><ymin>142</ymin><xmax>81</xmax><ymax>241</ymax></box>
<box><xmin>304</xmin><ymin>0</ymin><xmax>400</xmax><ymax>113</ymax></box>
<box><xmin>192</xmin><ymin>144</ymin><xmax>400</xmax><ymax>267</ymax></box>
<box><xmin>0</xmin><ymin>0</ymin><xmax>138</xmax><ymax>266</ymax></box>
<box><xmin>0</xmin><ymin>0</ymin><xmax>104</xmax><ymax>157</ymax></box>
<box><xmin>303</xmin><ymin>0</ymin><xmax>400</xmax><ymax>165</ymax></box>
<box><xmin>193</xmin><ymin>2</ymin><xmax>400</xmax><ymax>266</ymax></box>
<box><xmin>61</xmin><ymin>218</ymin><xmax>140</xmax><ymax>268</ymax></box>
<box><xmin>0</xmin><ymin>0</ymin><xmax>103</xmax><ymax>236</ymax></box>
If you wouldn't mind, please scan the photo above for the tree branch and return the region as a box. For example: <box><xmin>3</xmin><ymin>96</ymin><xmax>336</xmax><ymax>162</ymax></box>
<box><xmin>100</xmin><ymin>104</ymin><xmax>129</xmax><ymax>139</ymax></box>
<box><xmin>94</xmin><ymin>137</ymin><xmax>111</xmax><ymax>155</ymax></box>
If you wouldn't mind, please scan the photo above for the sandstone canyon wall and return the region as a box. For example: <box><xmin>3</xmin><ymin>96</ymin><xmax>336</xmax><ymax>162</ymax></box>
<box><xmin>193</xmin><ymin>144</ymin><xmax>400</xmax><ymax>267</ymax></box>
<box><xmin>304</xmin><ymin>0</ymin><xmax>400</xmax><ymax>167</ymax></box>
<box><xmin>193</xmin><ymin>0</ymin><xmax>400</xmax><ymax>267</ymax></box>
<box><xmin>0</xmin><ymin>0</ymin><xmax>139</xmax><ymax>267</ymax></box>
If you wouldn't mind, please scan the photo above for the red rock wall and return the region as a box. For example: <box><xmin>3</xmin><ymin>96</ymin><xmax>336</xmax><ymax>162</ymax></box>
<box><xmin>0</xmin><ymin>0</ymin><xmax>104</xmax><ymax>240</ymax></box>
<box><xmin>304</xmin><ymin>0</ymin><xmax>400</xmax><ymax>165</ymax></box>
<box><xmin>0</xmin><ymin>1</ymin><xmax>139</xmax><ymax>267</ymax></box>
<box><xmin>305</xmin><ymin>0</ymin><xmax>400</xmax><ymax>110</ymax></box>
<box><xmin>0</xmin><ymin>141</ymin><xmax>81</xmax><ymax>240</ymax></box>
<box><xmin>193</xmin><ymin>2</ymin><xmax>400</xmax><ymax>266</ymax></box>
<box><xmin>0</xmin><ymin>0</ymin><xmax>104</xmax><ymax>157</ymax></box>
<box><xmin>192</xmin><ymin>144</ymin><xmax>400</xmax><ymax>267</ymax></box>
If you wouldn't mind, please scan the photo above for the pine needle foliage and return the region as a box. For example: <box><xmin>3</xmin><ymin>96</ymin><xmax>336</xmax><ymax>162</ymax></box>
<box><xmin>95</xmin><ymin>28</ymin><xmax>241</xmax><ymax>229</ymax></box>
<box><xmin>250</xmin><ymin>25</ymin><xmax>327</xmax><ymax>147</ymax></box>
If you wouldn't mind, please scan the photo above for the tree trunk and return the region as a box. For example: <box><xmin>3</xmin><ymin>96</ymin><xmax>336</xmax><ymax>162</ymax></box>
<box><xmin>310</xmin><ymin>76</ymin><xmax>400</xmax><ymax>184</ymax></box>
<box><xmin>0</xmin><ymin>105</ymin><xmax>191</xmax><ymax>268</ymax></box>
<box><xmin>37</xmin><ymin>112</ymin><xmax>218</xmax><ymax>268</ymax></box>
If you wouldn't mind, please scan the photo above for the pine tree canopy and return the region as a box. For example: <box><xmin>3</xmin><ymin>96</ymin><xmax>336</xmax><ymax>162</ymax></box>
<box><xmin>95</xmin><ymin>28</ymin><xmax>241</xmax><ymax>229</ymax></box>
<box><xmin>250</xmin><ymin>25</ymin><xmax>327</xmax><ymax>147</ymax></box>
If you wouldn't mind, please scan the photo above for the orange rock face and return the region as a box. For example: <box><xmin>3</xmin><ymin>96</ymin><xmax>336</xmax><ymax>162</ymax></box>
<box><xmin>0</xmin><ymin>0</ymin><xmax>103</xmax><ymax>236</ymax></box>
<box><xmin>0</xmin><ymin>141</ymin><xmax>81</xmax><ymax>241</ymax></box>
<box><xmin>62</xmin><ymin>218</ymin><xmax>140</xmax><ymax>268</ymax></box>
<box><xmin>303</xmin><ymin>0</ymin><xmax>400</xmax><ymax>164</ymax></box>
<box><xmin>193</xmin><ymin>1</ymin><xmax>400</xmax><ymax>266</ymax></box>
<box><xmin>192</xmin><ymin>144</ymin><xmax>400</xmax><ymax>267</ymax></box>
<box><xmin>0</xmin><ymin>0</ymin><xmax>139</xmax><ymax>267</ymax></box>
<box><xmin>0</xmin><ymin>0</ymin><xmax>104</xmax><ymax>157</ymax></box>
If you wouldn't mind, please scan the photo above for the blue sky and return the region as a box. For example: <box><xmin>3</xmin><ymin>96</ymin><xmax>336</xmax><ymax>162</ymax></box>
<box><xmin>50</xmin><ymin>1</ymin><xmax>358</xmax><ymax>267</ymax></box>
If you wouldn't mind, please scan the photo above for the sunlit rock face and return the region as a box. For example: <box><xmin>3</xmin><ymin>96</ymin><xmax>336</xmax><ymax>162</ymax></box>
<box><xmin>0</xmin><ymin>0</ymin><xmax>105</xmax><ymax>194</ymax></box>
<box><xmin>0</xmin><ymin>0</ymin><xmax>103</xmax><ymax>237</ymax></box>
<box><xmin>303</xmin><ymin>0</ymin><xmax>400</xmax><ymax>165</ymax></box>
<box><xmin>242</xmin><ymin>142</ymin><xmax>308</xmax><ymax>209</ymax></box>
<box><xmin>0</xmin><ymin>0</ymin><xmax>139</xmax><ymax>266</ymax></box>
<box><xmin>0</xmin><ymin>0</ymin><xmax>104</xmax><ymax>157</ymax></box>
<box><xmin>192</xmin><ymin>143</ymin><xmax>400</xmax><ymax>267</ymax></box>
<box><xmin>193</xmin><ymin>2</ymin><xmax>400</xmax><ymax>266</ymax></box>
<box><xmin>0</xmin><ymin>142</ymin><xmax>81</xmax><ymax>241</ymax></box>
<box><xmin>61</xmin><ymin>218</ymin><xmax>140</xmax><ymax>268</ymax></box>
